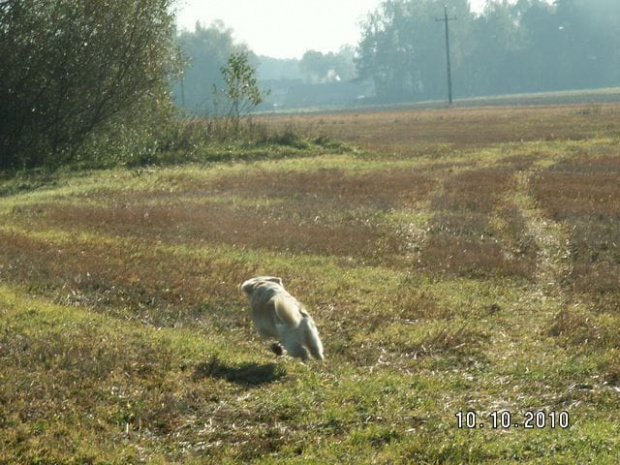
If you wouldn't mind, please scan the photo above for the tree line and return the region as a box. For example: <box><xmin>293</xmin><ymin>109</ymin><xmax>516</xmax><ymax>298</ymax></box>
<box><xmin>2</xmin><ymin>0</ymin><xmax>619</xmax><ymax>169</ymax></box>
<box><xmin>357</xmin><ymin>0</ymin><xmax>620</xmax><ymax>102</ymax></box>
<box><xmin>176</xmin><ymin>0</ymin><xmax>620</xmax><ymax>111</ymax></box>
<box><xmin>171</xmin><ymin>21</ymin><xmax>358</xmax><ymax>114</ymax></box>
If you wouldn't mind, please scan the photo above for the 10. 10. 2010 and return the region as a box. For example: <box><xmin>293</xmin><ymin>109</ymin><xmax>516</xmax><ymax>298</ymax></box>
<box><xmin>455</xmin><ymin>410</ymin><xmax>570</xmax><ymax>430</ymax></box>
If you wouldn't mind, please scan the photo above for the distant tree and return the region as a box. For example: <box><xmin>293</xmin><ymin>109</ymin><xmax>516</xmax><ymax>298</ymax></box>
<box><xmin>299</xmin><ymin>51</ymin><xmax>334</xmax><ymax>83</ymax></box>
<box><xmin>357</xmin><ymin>0</ymin><xmax>473</xmax><ymax>101</ymax></box>
<box><xmin>218</xmin><ymin>51</ymin><xmax>268</xmax><ymax>130</ymax></box>
<box><xmin>467</xmin><ymin>1</ymin><xmax>525</xmax><ymax>95</ymax></box>
<box><xmin>299</xmin><ymin>48</ymin><xmax>357</xmax><ymax>84</ymax></box>
<box><xmin>0</xmin><ymin>0</ymin><xmax>179</xmax><ymax>169</ymax></box>
<box><xmin>173</xmin><ymin>21</ymin><xmax>248</xmax><ymax>115</ymax></box>
<box><xmin>547</xmin><ymin>0</ymin><xmax>620</xmax><ymax>89</ymax></box>
<box><xmin>357</xmin><ymin>0</ymin><xmax>620</xmax><ymax>102</ymax></box>
<box><xmin>336</xmin><ymin>46</ymin><xmax>360</xmax><ymax>81</ymax></box>
<box><xmin>509</xmin><ymin>0</ymin><xmax>620</xmax><ymax>92</ymax></box>
<box><xmin>256</xmin><ymin>56</ymin><xmax>303</xmax><ymax>81</ymax></box>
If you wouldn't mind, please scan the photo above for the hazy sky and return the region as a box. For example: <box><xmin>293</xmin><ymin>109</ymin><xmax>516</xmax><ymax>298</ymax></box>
<box><xmin>175</xmin><ymin>0</ymin><xmax>492</xmax><ymax>59</ymax></box>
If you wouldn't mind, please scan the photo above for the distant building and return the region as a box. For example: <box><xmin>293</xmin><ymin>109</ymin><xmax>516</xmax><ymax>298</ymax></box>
<box><xmin>259</xmin><ymin>78</ymin><xmax>376</xmax><ymax>111</ymax></box>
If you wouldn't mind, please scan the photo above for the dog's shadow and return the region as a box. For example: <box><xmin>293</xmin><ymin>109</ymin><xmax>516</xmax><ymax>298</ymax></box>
<box><xmin>192</xmin><ymin>355</ymin><xmax>285</xmax><ymax>387</ymax></box>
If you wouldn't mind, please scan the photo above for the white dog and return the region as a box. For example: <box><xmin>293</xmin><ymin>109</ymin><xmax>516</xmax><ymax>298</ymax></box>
<box><xmin>241</xmin><ymin>276</ymin><xmax>324</xmax><ymax>362</ymax></box>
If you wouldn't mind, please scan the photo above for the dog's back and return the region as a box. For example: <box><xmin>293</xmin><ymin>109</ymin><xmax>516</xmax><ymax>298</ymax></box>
<box><xmin>248</xmin><ymin>281</ymin><xmax>302</xmax><ymax>338</ymax></box>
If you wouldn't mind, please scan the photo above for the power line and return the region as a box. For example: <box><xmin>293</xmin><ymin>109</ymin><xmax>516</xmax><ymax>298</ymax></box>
<box><xmin>436</xmin><ymin>5</ymin><xmax>456</xmax><ymax>106</ymax></box>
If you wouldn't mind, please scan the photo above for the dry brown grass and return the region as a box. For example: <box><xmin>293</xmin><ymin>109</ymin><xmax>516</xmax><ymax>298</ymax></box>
<box><xmin>533</xmin><ymin>156</ymin><xmax>620</xmax><ymax>219</ymax></box>
<box><xmin>8</xmin><ymin>168</ymin><xmax>436</xmax><ymax>267</ymax></box>
<box><xmin>211</xmin><ymin>167</ymin><xmax>436</xmax><ymax>209</ymax></box>
<box><xmin>533</xmin><ymin>154</ymin><xmax>620</xmax><ymax>306</ymax></box>
<box><xmin>259</xmin><ymin>104</ymin><xmax>620</xmax><ymax>154</ymax></box>
<box><xmin>421</xmin><ymin>165</ymin><xmax>537</xmax><ymax>278</ymax></box>
<box><xmin>0</xmin><ymin>228</ymin><xmax>253</xmax><ymax>327</ymax></box>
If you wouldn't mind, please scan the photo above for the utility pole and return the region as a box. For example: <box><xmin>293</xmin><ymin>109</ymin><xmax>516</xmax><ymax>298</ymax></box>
<box><xmin>436</xmin><ymin>5</ymin><xmax>456</xmax><ymax>106</ymax></box>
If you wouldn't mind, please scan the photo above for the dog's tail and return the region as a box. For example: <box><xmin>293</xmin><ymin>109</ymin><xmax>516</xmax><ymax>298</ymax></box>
<box><xmin>301</xmin><ymin>315</ymin><xmax>324</xmax><ymax>361</ymax></box>
<box><xmin>273</xmin><ymin>295</ymin><xmax>325</xmax><ymax>361</ymax></box>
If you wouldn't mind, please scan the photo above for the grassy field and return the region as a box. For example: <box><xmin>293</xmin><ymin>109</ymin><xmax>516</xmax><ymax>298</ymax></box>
<box><xmin>1</xmin><ymin>103</ymin><xmax>620</xmax><ymax>464</ymax></box>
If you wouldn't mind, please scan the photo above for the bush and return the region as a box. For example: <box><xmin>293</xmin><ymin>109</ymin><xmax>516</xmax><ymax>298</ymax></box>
<box><xmin>0</xmin><ymin>0</ymin><xmax>179</xmax><ymax>169</ymax></box>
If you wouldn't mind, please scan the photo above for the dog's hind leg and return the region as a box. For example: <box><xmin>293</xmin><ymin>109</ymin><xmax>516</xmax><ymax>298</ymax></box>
<box><xmin>280</xmin><ymin>332</ymin><xmax>310</xmax><ymax>362</ymax></box>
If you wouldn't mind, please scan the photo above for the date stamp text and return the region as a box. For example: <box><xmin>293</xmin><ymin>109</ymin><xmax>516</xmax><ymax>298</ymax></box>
<box><xmin>455</xmin><ymin>410</ymin><xmax>570</xmax><ymax>430</ymax></box>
